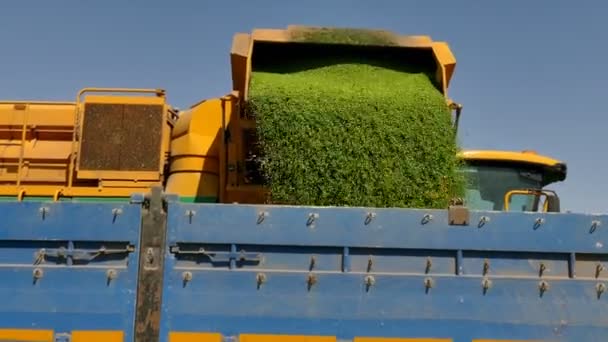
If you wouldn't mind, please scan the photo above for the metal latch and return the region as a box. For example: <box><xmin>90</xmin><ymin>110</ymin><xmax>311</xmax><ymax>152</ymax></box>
<box><xmin>169</xmin><ymin>246</ymin><xmax>261</xmax><ymax>263</ymax></box>
<box><xmin>35</xmin><ymin>244</ymin><xmax>135</xmax><ymax>264</ymax></box>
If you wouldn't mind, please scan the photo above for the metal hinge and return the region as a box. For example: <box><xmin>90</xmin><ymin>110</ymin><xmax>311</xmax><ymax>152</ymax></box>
<box><xmin>169</xmin><ymin>246</ymin><xmax>261</xmax><ymax>263</ymax></box>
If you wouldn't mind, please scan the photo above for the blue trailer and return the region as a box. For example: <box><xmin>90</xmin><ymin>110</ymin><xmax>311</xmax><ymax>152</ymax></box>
<box><xmin>0</xmin><ymin>187</ymin><xmax>606</xmax><ymax>341</ymax></box>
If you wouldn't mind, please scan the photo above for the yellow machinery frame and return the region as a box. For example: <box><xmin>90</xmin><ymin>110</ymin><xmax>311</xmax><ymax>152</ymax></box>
<box><xmin>0</xmin><ymin>88</ymin><xmax>174</xmax><ymax>201</ymax></box>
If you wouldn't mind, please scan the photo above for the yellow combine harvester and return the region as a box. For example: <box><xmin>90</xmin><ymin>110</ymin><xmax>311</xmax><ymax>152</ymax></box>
<box><xmin>0</xmin><ymin>26</ymin><xmax>566</xmax><ymax>213</ymax></box>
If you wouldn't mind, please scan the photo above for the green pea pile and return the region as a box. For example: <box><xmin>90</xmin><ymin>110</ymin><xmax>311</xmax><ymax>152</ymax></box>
<box><xmin>247</xmin><ymin>28</ymin><xmax>464</xmax><ymax>208</ymax></box>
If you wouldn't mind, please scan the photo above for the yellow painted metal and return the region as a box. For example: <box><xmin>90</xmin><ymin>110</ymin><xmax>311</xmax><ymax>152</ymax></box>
<box><xmin>169</xmin><ymin>332</ymin><xmax>223</xmax><ymax>342</ymax></box>
<box><xmin>70</xmin><ymin>330</ymin><xmax>124</xmax><ymax>342</ymax></box>
<box><xmin>355</xmin><ymin>338</ymin><xmax>452</xmax><ymax>342</ymax></box>
<box><xmin>0</xmin><ymin>88</ymin><xmax>174</xmax><ymax>200</ymax></box>
<box><xmin>0</xmin><ymin>329</ymin><xmax>54</xmax><ymax>341</ymax></box>
<box><xmin>459</xmin><ymin>150</ymin><xmax>562</xmax><ymax>168</ymax></box>
<box><xmin>239</xmin><ymin>334</ymin><xmax>337</xmax><ymax>342</ymax></box>
<box><xmin>504</xmin><ymin>189</ymin><xmax>550</xmax><ymax>212</ymax></box>
<box><xmin>230</xmin><ymin>25</ymin><xmax>457</xmax><ymax>100</ymax></box>
<box><xmin>166</xmin><ymin>96</ymin><xmax>233</xmax><ymax>201</ymax></box>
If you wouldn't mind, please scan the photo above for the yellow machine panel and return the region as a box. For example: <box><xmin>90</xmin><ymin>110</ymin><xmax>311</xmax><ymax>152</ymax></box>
<box><xmin>0</xmin><ymin>88</ymin><xmax>176</xmax><ymax>201</ymax></box>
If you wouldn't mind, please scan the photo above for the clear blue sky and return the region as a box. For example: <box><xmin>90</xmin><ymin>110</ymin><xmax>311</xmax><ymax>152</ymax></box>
<box><xmin>1</xmin><ymin>1</ymin><xmax>605</xmax><ymax>213</ymax></box>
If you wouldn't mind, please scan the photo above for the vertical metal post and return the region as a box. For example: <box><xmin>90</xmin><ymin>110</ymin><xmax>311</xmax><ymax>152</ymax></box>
<box><xmin>134</xmin><ymin>186</ymin><xmax>166</xmax><ymax>342</ymax></box>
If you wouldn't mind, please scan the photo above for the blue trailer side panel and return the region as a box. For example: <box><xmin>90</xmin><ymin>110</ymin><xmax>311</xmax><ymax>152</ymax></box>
<box><xmin>0</xmin><ymin>201</ymin><xmax>142</xmax><ymax>341</ymax></box>
<box><xmin>161</xmin><ymin>203</ymin><xmax>608</xmax><ymax>342</ymax></box>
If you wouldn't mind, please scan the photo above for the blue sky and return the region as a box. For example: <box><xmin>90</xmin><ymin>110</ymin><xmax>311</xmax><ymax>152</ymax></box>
<box><xmin>0</xmin><ymin>1</ymin><xmax>605</xmax><ymax>213</ymax></box>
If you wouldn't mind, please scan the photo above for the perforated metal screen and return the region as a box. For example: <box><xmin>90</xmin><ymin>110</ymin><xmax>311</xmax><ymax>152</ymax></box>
<box><xmin>79</xmin><ymin>103</ymin><xmax>163</xmax><ymax>172</ymax></box>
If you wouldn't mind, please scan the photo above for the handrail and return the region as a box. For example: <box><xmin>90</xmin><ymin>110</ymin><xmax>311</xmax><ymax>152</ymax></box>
<box><xmin>504</xmin><ymin>189</ymin><xmax>549</xmax><ymax>212</ymax></box>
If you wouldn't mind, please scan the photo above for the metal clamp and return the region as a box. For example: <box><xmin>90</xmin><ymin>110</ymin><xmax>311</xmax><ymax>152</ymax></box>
<box><xmin>169</xmin><ymin>246</ymin><xmax>261</xmax><ymax>263</ymax></box>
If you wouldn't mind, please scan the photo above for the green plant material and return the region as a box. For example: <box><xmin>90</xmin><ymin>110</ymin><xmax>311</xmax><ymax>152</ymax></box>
<box><xmin>290</xmin><ymin>27</ymin><xmax>397</xmax><ymax>46</ymax></box>
<box><xmin>248</xmin><ymin>56</ymin><xmax>464</xmax><ymax>208</ymax></box>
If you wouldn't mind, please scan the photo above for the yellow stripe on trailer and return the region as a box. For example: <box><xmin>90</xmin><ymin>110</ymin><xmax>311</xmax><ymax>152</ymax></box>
<box><xmin>0</xmin><ymin>329</ymin><xmax>54</xmax><ymax>342</ymax></box>
<box><xmin>169</xmin><ymin>332</ymin><xmax>223</xmax><ymax>342</ymax></box>
<box><xmin>240</xmin><ymin>334</ymin><xmax>336</xmax><ymax>342</ymax></box>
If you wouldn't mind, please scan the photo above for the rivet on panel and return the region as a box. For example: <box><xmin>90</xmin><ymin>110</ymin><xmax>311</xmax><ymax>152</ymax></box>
<box><xmin>483</xmin><ymin>259</ymin><xmax>490</xmax><ymax>275</ymax></box>
<box><xmin>364</xmin><ymin>275</ymin><xmax>375</xmax><ymax>292</ymax></box>
<box><xmin>307</xmin><ymin>213</ymin><xmax>319</xmax><ymax>227</ymax></box>
<box><xmin>590</xmin><ymin>220</ymin><xmax>601</xmax><ymax>233</ymax></box>
<box><xmin>365</xmin><ymin>212</ymin><xmax>376</xmax><ymax>225</ymax></box>
<box><xmin>182</xmin><ymin>271</ymin><xmax>193</xmax><ymax>287</ymax></box>
<box><xmin>257</xmin><ymin>211</ymin><xmax>269</xmax><ymax>224</ymax></box>
<box><xmin>482</xmin><ymin>278</ymin><xmax>492</xmax><ymax>295</ymax></box>
<box><xmin>309</xmin><ymin>255</ymin><xmax>316</xmax><ymax>271</ymax></box>
<box><xmin>596</xmin><ymin>283</ymin><xmax>606</xmax><ymax>299</ymax></box>
<box><xmin>185</xmin><ymin>210</ymin><xmax>196</xmax><ymax>224</ymax></box>
<box><xmin>478</xmin><ymin>216</ymin><xmax>490</xmax><ymax>228</ymax></box>
<box><xmin>307</xmin><ymin>273</ymin><xmax>317</xmax><ymax>291</ymax></box>
<box><xmin>106</xmin><ymin>269</ymin><xmax>117</xmax><ymax>285</ymax></box>
<box><xmin>534</xmin><ymin>217</ymin><xmax>545</xmax><ymax>230</ymax></box>
<box><xmin>256</xmin><ymin>273</ymin><xmax>266</xmax><ymax>289</ymax></box>
<box><xmin>367</xmin><ymin>256</ymin><xmax>373</xmax><ymax>273</ymax></box>
<box><xmin>33</xmin><ymin>268</ymin><xmax>43</xmax><ymax>283</ymax></box>
<box><xmin>424</xmin><ymin>277</ymin><xmax>434</xmax><ymax>294</ymax></box>
<box><xmin>596</xmin><ymin>263</ymin><xmax>604</xmax><ymax>278</ymax></box>
<box><xmin>34</xmin><ymin>248</ymin><xmax>46</xmax><ymax>265</ymax></box>
<box><xmin>421</xmin><ymin>214</ymin><xmax>433</xmax><ymax>225</ymax></box>
<box><xmin>425</xmin><ymin>257</ymin><xmax>432</xmax><ymax>274</ymax></box>
<box><xmin>539</xmin><ymin>262</ymin><xmax>547</xmax><ymax>277</ymax></box>
<box><xmin>111</xmin><ymin>208</ymin><xmax>122</xmax><ymax>224</ymax></box>
<box><xmin>39</xmin><ymin>207</ymin><xmax>49</xmax><ymax>220</ymax></box>
<box><xmin>539</xmin><ymin>280</ymin><xmax>550</xmax><ymax>296</ymax></box>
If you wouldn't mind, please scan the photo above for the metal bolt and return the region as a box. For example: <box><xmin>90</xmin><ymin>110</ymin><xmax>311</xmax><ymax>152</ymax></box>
<box><xmin>182</xmin><ymin>271</ymin><xmax>193</xmax><ymax>282</ymax></box>
<box><xmin>307</xmin><ymin>273</ymin><xmax>317</xmax><ymax>290</ymax></box>
<box><xmin>483</xmin><ymin>259</ymin><xmax>490</xmax><ymax>275</ymax></box>
<box><xmin>365</xmin><ymin>212</ymin><xmax>377</xmax><ymax>225</ymax></box>
<box><xmin>539</xmin><ymin>280</ymin><xmax>550</xmax><ymax>295</ymax></box>
<box><xmin>482</xmin><ymin>278</ymin><xmax>492</xmax><ymax>291</ymax></box>
<box><xmin>33</xmin><ymin>268</ymin><xmax>43</xmax><ymax>279</ymax></box>
<box><xmin>478</xmin><ymin>216</ymin><xmax>490</xmax><ymax>228</ymax></box>
<box><xmin>596</xmin><ymin>283</ymin><xmax>606</xmax><ymax>298</ymax></box>
<box><xmin>596</xmin><ymin>264</ymin><xmax>605</xmax><ymax>278</ymax></box>
<box><xmin>425</xmin><ymin>257</ymin><xmax>432</xmax><ymax>274</ymax></box>
<box><xmin>367</xmin><ymin>256</ymin><xmax>373</xmax><ymax>273</ymax></box>
<box><xmin>111</xmin><ymin>208</ymin><xmax>122</xmax><ymax>223</ymax></box>
<box><xmin>534</xmin><ymin>217</ymin><xmax>545</xmax><ymax>229</ymax></box>
<box><xmin>424</xmin><ymin>277</ymin><xmax>434</xmax><ymax>289</ymax></box>
<box><xmin>591</xmin><ymin>220</ymin><xmax>601</xmax><ymax>233</ymax></box>
<box><xmin>421</xmin><ymin>214</ymin><xmax>433</xmax><ymax>225</ymax></box>
<box><xmin>256</xmin><ymin>273</ymin><xmax>266</xmax><ymax>289</ymax></box>
<box><xmin>186</xmin><ymin>210</ymin><xmax>196</xmax><ymax>224</ymax></box>
<box><xmin>34</xmin><ymin>248</ymin><xmax>46</xmax><ymax>265</ymax></box>
<box><xmin>146</xmin><ymin>248</ymin><xmax>155</xmax><ymax>265</ymax></box>
<box><xmin>39</xmin><ymin>207</ymin><xmax>49</xmax><ymax>220</ymax></box>
<box><xmin>309</xmin><ymin>256</ymin><xmax>316</xmax><ymax>270</ymax></box>
<box><xmin>539</xmin><ymin>262</ymin><xmax>546</xmax><ymax>277</ymax></box>
<box><xmin>257</xmin><ymin>211</ymin><xmax>269</xmax><ymax>224</ymax></box>
<box><xmin>307</xmin><ymin>213</ymin><xmax>319</xmax><ymax>227</ymax></box>
<box><xmin>106</xmin><ymin>269</ymin><xmax>117</xmax><ymax>280</ymax></box>
<box><xmin>364</xmin><ymin>275</ymin><xmax>375</xmax><ymax>291</ymax></box>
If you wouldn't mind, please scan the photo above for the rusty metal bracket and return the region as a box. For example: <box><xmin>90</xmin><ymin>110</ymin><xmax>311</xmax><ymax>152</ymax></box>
<box><xmin>448</xmin><ymin>205</ymin><xmax>469</xmax><ymax>226</ymax></box>
<box><xmin>134</xmin><ymin>186</ymin><xmax>167</xmax><ymax>342</ymax></box>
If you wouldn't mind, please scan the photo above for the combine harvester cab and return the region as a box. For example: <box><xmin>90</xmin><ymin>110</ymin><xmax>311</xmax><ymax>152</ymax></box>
<box><xmin>161</xmin><ymin>27</ymin><xmax>608</xmax><ymax>342</ymax></box>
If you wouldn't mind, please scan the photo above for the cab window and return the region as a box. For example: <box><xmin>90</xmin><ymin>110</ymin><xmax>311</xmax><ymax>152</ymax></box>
<box><xmin>462</xmin><ymin>164</ymin><xmax>543</xmax><ymax>211</ymax></box>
